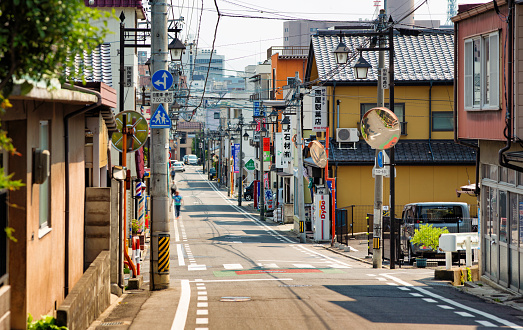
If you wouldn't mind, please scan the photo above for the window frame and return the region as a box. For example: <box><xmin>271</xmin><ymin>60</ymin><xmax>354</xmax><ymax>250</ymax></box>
<box><xmin>464</xmin><ymin>30</ymin><xmax>500</xmax><ymax>111</ymax></box>
<box><xmin>38</xmin><ymin>120</ymin><xmax>51</xmax><ymax>234</ymax></box>
<box><xmin>432</xmin><ymin>111</ymin><xmax>454</xmax><ymax>131</ymax></box>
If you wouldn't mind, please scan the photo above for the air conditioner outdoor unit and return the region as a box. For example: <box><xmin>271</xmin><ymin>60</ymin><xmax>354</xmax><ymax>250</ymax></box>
<box><xmin>336</xmin><ymin>128</ymin><xmax>359</xmax><ymax>143</ymax></box>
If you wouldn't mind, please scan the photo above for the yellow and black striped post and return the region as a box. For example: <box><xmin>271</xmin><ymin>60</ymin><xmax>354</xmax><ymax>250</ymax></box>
<box><xmin>158</xmin><ymin>233</ymin><xmax>170</xmax><ymax>274</ymax></box>
<box><xmin>299</xmin><ymin>221</ymin><xmax>304</xmax><ymax>233</ymax></box>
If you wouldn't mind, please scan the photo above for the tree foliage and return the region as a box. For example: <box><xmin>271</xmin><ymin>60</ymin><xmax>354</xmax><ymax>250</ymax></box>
<box><xmin>0</xmin><ymin>0</ymin><xmax>111</xmax><ymax>192</ymax></box>
<box><xmin>0</xmin><ymin>0</ymin><xmax>112</xmax><ymax>94</ymax></box>
<box><xmin>410</xmin><ymin>223</ymin><xmax>450</xmax><ymax>252</ymax></box>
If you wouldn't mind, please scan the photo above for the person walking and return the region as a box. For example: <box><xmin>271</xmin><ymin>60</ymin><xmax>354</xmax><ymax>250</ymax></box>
<box><xmin>173</xmin><ymin>190</ymin><xmax>183</xmax><ymax>219</ymax></box>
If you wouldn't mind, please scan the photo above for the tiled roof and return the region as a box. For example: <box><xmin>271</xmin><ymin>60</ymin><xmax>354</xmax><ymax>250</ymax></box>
<box><xmin>310</xmin><ymin>30</ymin><xmax>454</xmax><ymax>83</ymax></box>
<box><xmin>304</xmin><ymin>139</ymin><xmax>476</xmax><ymax>167</ymax></box>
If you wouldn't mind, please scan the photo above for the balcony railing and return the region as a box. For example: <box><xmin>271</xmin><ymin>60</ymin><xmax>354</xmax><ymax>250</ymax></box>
<box><xmin>267</xmin><ymin>46</ymin><xmax>309</xmax><ymax>59</ymax></box>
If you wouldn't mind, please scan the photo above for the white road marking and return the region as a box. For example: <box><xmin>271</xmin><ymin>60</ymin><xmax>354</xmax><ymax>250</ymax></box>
<box><xmin>173</xmin><ymin>219</ymin><xmax>180</xmax><ymax>242</ymax></box>
<box><xmin>197</xmin><ymin>310</ymin><xmax>209</xmax><ymax>315</ymax></box>
<box><xmin>397</xmin><ymin>287</ymin><xmax>410</xmax><ymax>291</ymax></box>
<box><xmin>188</xmin><ymin>265</ymin><xmax>207</xmax><ymax>271</ymax></box>
<box><xmin>232</xmin><ymin>241</ymin><xmax>243</xmax><ymax>244</ymax></box>
<box><xmin>224</xmin><ymin>264</ymin><xmax>243</xmax><ymax>270</ymax></box>
<box><xmin>196</xmin><ymin>283</ymin><xmax>205</xmax><ymax>286</ymax></box>
<box><xmin>197</xmin><ymin>291</ymin><xmax>207</xmax><ymax>295</ymax></box>
<box><xmin>262</xmin><ymin>263</ymin><xmax>279</xmax><ymax>268</ymax></box>
<box><xmin>293</xmin><ymin>264</ymin><xmax>315</xmax><ymax>268</ymax></box>
<box><xmin>295</xmin><ymin>245</ymin><xmax>352</xmax><ymax>268</ymax></box>
<box><xmin>422</xmin><ymin>298</ymin><xmax>438</xmax><ymax>303</ymax></box>
<box><xmin>367</xmin><ymin>274</ymin><xmax>377</xmax><ymax>277</ymax></box>
<box><xmin>195</xmin><ymin>328</ymin><xmax>208</xmax><ymax>330</ymax></box>
<box><xmin>409</xmin><ymin>293</ymin><xmax>423</xmax><ymax>297</ymax></box>
<box><xmin>171</xmin><ymin>279</ymin><xmax>190</xmax><ymax>330</ymax></box>
<box><xmin>455</xmin><ymin>311</ymin><xmax>474</xmax><ymax>317</ymax></box>
<box><xmin>197</xmin><ymin>296</ymin><xmax>208</xmax><ymax>301</ymax></box>
<box><xmin>476</xmin><ymin>320</ymin><xmax>498</xmax><ymax>327</ymax></box>
<box><xmin>438</xmin><ymin>305</ymin><xmax>454</xmax><ymax>310</ymax></box>
<box><xmin>177</xmin><ymin>244</ymin><xmax>185</xmax><ymax>266</ymax></box>
<box><xmin>382</xmin><ymin>274</ymin><xmax>522</xmax><ymax>329</ymax></box>
<box><xmin>197</xmin><ymin>302</ymin><xmax>208</xmax><ymax>308</ymax></box>
<box><xmin>192</xmin><ymin>278</ymin><xmax>294</xmax><ymax>283</ymax></box>
<box><xmin>326</xmin><ymin>264</ymin><xmax>351</xmax><ymax>269</ymax></box>
<box><xmin>377</xmin><ymin>277</ymin><xmax>387</xmax><ymax>281</ymax></box>
<box><xmin>386</xmin><ymin>282</ymin><xmax>398</xmax><ymax>286</ymax></box>
<box><xmin>196</xmin><ymin>318</ymin><xmax>208</xmax><ymax>324</ymax></box>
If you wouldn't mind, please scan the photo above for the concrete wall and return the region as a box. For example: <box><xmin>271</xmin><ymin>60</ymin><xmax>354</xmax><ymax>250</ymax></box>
<box><xmin>84</xmin><ymin>188</ymin><xmax>111</xmax><ymax>270</ymax></box>
<box><xmin>0</xmin><ymin>285</ymin><xmax>10</xmax><ymax>329</ymax></box>
<box><xmin>57</xmin><ymin>251</ymin><xmax>111</xmax><ymax>330</ymax></box>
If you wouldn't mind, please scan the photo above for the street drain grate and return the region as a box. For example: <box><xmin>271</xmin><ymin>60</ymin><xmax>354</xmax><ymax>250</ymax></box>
<box><xmin>220</xmin><ymin>296</ymin><xmax>251</xmax><ymax>302</ymax></box>
<box><xmin>100</xmin><ymin>321</ymin><xmax>124</xmax><ymax>326</ymax></box>
<box><xmin>279</xmin><ymin>284</ymin><xmax>312</xmax><ymax>287</ymax></box>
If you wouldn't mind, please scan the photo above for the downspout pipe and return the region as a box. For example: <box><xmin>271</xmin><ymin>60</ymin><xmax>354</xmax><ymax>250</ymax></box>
<box><xmin>499</xmin><ymin>0</ymin><xmax>522</xmax><ymax>172</ymax></box>
<box><xmin>453</xmin><ymin>20</ymin><xmax>480</xmax><ymax>195</ymax></box>
<box><xmin>428</xmin><ymin>81</ymin><xmax>434</xmax><ymax>161</ymax></box>
<box><xmin>63</xmin><ymin>84</ymin><xmax>102</xmax><ymax>297</ymax></box>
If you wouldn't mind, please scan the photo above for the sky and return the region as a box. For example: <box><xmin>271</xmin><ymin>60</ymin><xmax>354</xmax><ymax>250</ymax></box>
<box><xmin>152</xmin><ymin>0</ymin><xmax>490</xmax><ymax>76</ymax></box>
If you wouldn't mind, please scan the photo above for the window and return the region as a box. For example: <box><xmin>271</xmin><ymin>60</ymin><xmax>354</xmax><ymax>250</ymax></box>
<box><xmin>214</xmin><ymin>112</ymin><xmax>220</xmax><ymax>120</ymax></box>
<box><xmin>464</xmin><ymin>31</ymin><xmax>500</xmax><ymax>110</ymax></box>
<box><xmin>39</xmin><ymin>121</ymin><xmax>50</xmax><ymax>230</ymax></box>
<box><xmin>361</xmin><ymin>103</ymin><xmax>406</xmax><ymax>135</ymax></box>
<box><xmin>284</xmin><ymin>27</ymin><xmax>289</xmax><ymax>33</ymax></box>
<box><xmin>284</xmin><ymin>37</ymin><xmax>288</xmax><ymax>42</ymax></box>
<box><xmin>432</xmin><ymin>112</ymin><xmax>453</xmax><ymax>131</ymax></box>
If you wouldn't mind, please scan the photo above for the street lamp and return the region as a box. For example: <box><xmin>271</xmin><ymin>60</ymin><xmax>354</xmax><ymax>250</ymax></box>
<box><xmin>168</xmin><ymin>36</ymin><xmax>186</xmax><ymax>62</ymax></box>
<box><xmin>281</xmin><ymin>116</ymin><xmax>290</xmax><ymax>131</ymax></box>
<box><xmin>333</xmin><ymin>41</ymin><xmax>350</xmax><ymax>65</ymax></box>
<box><xmin>353</xmin><ymin>54</ymin><xmax>372</xmax><ymax>79</ymax></box>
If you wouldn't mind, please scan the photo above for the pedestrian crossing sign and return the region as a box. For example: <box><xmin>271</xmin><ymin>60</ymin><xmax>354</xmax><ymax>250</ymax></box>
<box><xmin>150</xmin><ymin>104</ymin><xmax>171</xmax><ymax>129</ymax></box>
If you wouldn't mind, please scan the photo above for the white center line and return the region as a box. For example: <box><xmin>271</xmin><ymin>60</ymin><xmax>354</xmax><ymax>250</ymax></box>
<box><xmin>177</xmin><ymin>244</ymin><xmax>185</xmax><ymax>266</ymax></box>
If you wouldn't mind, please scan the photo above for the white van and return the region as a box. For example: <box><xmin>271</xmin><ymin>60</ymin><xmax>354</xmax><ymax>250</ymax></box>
<box><xmin>187</xmin><ymin>154</ymin><xmax>198</xmax><ymax>165</ymax></box>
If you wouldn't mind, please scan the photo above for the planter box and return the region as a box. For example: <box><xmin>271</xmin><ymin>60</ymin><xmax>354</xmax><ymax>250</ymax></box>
<box><xmin>416</xmin><ymin>258</ymin><xmax>427</xmax><ymax>268</ymax></box>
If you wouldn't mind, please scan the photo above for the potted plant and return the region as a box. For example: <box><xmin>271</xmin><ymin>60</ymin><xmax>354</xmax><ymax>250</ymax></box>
<box><xmin>131</xmin><ymin>219</ymin><xmax>141</xmax><ymax>236</ymax></box>
<box><xmin>410</xmin><ymin>223</ymin><xmax>449</xmax><ymax>268</ymax></box>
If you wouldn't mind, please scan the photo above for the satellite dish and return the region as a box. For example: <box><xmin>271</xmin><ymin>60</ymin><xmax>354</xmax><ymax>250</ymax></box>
<box><xmin>111</xmin><ymin>111</ymin><xmax>149</xmax><ymax>153</ymax></box>
<box><xmin>360</xmin><ymin>107</ymin><xmax>400</xmax><ymax>150</ymax></box>
<box><xmin>309</xmin><ymin>140</ymin><xmax>327</xmax><ymax>168</ymax></box>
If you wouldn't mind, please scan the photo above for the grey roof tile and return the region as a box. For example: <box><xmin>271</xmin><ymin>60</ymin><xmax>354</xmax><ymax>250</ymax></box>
<box><xmin>311</xmin><ymin>31</ymin><xmax>454</xmax><ymax>82</ymax></box>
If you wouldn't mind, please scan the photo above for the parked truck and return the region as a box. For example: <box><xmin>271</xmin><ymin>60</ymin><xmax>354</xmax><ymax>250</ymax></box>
<box><xmin>400</xmin><ymin>202</ymin><xmax>475</xmax><ymax>264</ymax></box>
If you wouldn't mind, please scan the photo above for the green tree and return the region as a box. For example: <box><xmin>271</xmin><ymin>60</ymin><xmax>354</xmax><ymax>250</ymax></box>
<box><xmin>410</xmin><ymin>223</ymin><xmax>450</xmax><ymax>257</ymax></box>
<box><xmin>0</xmin><ymin>0</ymin><xmax>111</xmax><ymax>240</ymax></box>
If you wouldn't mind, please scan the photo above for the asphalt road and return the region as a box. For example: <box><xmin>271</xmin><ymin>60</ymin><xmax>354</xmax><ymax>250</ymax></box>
<box><xmin>159</xmin><ymin>166</ymin><xmax>523</xmax><ymax>330</ymax></box>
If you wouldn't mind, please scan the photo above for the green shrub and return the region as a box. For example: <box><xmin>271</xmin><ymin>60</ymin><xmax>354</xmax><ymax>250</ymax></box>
<box><xmin>410</xmin><ymin>224</ymin><xmax>450</xmax><ymax>257</ymax></box>
<box><xmin>27</xmin><ymin>314</ymin><xmax>67</xmax><ymax>330</ymax></box>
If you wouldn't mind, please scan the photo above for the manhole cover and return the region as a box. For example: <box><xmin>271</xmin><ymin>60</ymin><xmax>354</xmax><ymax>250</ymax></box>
<box><xmin>220</xmin><ymin>296</ymin><xmax>251</xmax><ymax>302</ymax></box>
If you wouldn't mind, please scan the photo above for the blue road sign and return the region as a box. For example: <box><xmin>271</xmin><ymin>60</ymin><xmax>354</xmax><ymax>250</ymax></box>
<box><xmin>152</xmin><ymin>70</ymin><xmax>174</xmax><ymax>91</ymax></box>
<box><xmin>253</xmin><ymin>101</ymin><xmax>260</xmax><ymax>116</ymax></box>
<box><xmin>377</xmin><ymin>151</ymin><xmax>384</xmax><ymax>168</ymax></box>
<box><xmin>150</xmin><ymin>104</ymin><xmax>171</xmax><ymax>129</ymax></box>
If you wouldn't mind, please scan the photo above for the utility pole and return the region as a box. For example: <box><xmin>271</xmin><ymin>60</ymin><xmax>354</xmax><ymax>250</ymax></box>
<box><xmin>150</xmin><ymin>0</ymin><xmax>170</xmax><ymax>290</ymax></box>
<box><xmin>373</xmin><ymin>9</ymin><xmax>386</xmax><ymax>269</ymax></box>
<box><xmin>295</xmin><ymin>72</ymin><xmax>306</xmax><ymax>243</ymax></box>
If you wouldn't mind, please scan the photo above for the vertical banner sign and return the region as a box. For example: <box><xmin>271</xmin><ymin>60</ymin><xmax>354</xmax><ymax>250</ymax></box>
<box><xmin>275</xmin><ymin>132</ymin><xmax>283</xmax><ymax>168</ymax></box>
<box><xmin>263</xmin><ymin>137</ymin><xmax>271</xmax><ymax>162</ymax></box>
<box><xmin>312</xmin><ymin>87</ymin><xmax>327</xmax><ymax>132</ymax></box>
<box><xmin>264</xmin><ymin>172</ymin><xmax>269</xmax><ymax>189</ymax></box>
<box><xmin>253</xmin><ymin>101</ymin><xmax>261</xmax><ymax>117</ymax></box>
<box><xmin>233</xmin><ymin>143</ymin><xmax>240</xmax><ymax>173</ymax></box>
<box><xmin>282</xmin><ymin>119</ymin><xmax>292</xmax><ymax>165</ymax></box>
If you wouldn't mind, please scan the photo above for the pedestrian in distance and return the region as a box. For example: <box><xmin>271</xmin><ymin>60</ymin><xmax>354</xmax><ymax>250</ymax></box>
<box><xmin>170</xmin><ymin>167</ymin><xmax>176</xmax><ymax>181</ymax></box>
<box><xmin>172</xmin><ymin>190</ymin><xmax>183</xmax><ymax>219</ymax></box>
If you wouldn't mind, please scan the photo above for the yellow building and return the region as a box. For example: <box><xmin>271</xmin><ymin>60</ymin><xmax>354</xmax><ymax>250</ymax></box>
<box><xmin>304</xmin><ymin>29</ymin><xmax>477</xmax><ymax>234</ymax></box>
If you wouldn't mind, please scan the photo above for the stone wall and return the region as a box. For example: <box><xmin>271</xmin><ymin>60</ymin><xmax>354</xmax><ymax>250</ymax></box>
<box><xmin>57</xmin><ymin>251</ymin><xmax>110</xmax><ymax>330</ymax></box>
<box><xmin>84</xmin><ymin>188</ymin><xmax>111</xmax><ymax>270</ymax></box>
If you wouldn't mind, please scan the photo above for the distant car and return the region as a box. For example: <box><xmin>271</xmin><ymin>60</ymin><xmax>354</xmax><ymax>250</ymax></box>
<box><xmin>183</xmin><ymin>155</ymin><xmax>189</xmax><ymax>164</ymax></box>
<box><xmin>244</xmin><ymin>181</ymin><xmax>253</xmax><ymax>201</ymax></box>
<box><xmin>209</xmin><ymin>167</ymin><xmax>216</xmax><ymax>180</ymax></box>
<box><xmin>188</xmin><ymin>154</ymin><xmax>198</xmax><ymax>165</ymax></box>
<box><xmin>172</xmin><ymin>161</ymin><xmax>185</xmax><ymax>172</ymax></box>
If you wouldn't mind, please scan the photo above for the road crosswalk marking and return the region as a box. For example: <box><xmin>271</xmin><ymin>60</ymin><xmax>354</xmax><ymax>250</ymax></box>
<box><xmin>224</xmin><ymin>264</ymin><xmax>243</xmax><ymax>269</ymax></box>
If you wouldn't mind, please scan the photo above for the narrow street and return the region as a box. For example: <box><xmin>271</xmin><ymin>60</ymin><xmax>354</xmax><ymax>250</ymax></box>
<box><xmin>108</xmin><ymin>165</ymin><xmax>523</xmax><ymax>330</ymax></box>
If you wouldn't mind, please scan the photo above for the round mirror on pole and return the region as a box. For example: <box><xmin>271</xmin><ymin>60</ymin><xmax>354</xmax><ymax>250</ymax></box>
<box><xmin>360</xmin><ymin>107</ymin><xmax>400</xmax><ymax>150</ymax></box>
